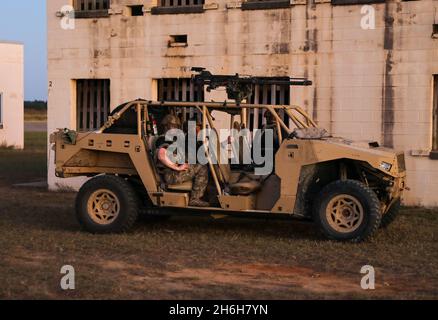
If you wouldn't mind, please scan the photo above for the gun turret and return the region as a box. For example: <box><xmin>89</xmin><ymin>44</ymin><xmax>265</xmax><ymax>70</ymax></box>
<box><xmin>191</xmin><ymin>67</ymin><xmax>312</xmax><ymax>105</ymax></box>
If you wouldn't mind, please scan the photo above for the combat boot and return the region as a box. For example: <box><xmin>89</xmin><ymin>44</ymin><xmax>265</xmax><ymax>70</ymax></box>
<box><xmin>189</xmin><ymin>198</ymin><xmax>210</xmax><ymax>207</ymax></box>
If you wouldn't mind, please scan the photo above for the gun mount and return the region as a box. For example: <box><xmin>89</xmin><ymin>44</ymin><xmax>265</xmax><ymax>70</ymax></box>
<box><xmin>191</xmin><ymin>67</ymin><xmax>313</xmax><ymax>105</ymax></box>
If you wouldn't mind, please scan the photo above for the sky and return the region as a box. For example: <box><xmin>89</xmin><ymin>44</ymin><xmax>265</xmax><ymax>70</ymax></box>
<box><xmin>0</xmin><ymin>1</ymin><xmax>47</xmax><ymax>101</ymax></box>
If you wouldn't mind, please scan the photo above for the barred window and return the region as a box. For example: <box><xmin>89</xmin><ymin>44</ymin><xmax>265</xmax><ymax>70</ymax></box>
<box><xmin>157</xmin><ymin>78</ymin><xmax>204</xmax><ymax>121</ymax></box>
<box><xmin>331</xmin><ymin>0</ymin><xmax>385</xmax><ymax>5</ymax></box>
<box><xmin>76</xmin><ymin>79</ymin><xmax>110</xmax><ymax>132</ymax></box>
<box><xmin>247</xmin><ymin>80</ymin><xmax>290</xmax><ymax>130</ymax></box>
<box><xmin>158</xmin><ymin>78</ymin><xmax>204</xmax><ymax>102</ymax></box>
<box><xmin>242</xmin><ymin>0</ymin><xmax>291</xmax><ymax>11</ymax></box>
<box><xmin>158</xmin><ymin>0</ymin><xmax>205</xmax><ymax>7</ymax></box>
<box><xmin>151</xmin><ymin>0</ymin><xmax>205</xmax><ymax>15</ymax></box>
<box><xmin>73</xmin><ymin>0</ymin><xmax>110</xmax><ymax>18</ymax></box>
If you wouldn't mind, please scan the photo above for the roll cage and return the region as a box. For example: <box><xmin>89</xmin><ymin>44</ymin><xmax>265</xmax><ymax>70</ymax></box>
<box><xmin>94</xmin><ymin>99</ymin><xmax>319</xmax><ymax>198</ymax></box>
<box><xmin>99</xmin><ymin>99</ymin><xmax>318</xmax><ymax>136</ymax></box>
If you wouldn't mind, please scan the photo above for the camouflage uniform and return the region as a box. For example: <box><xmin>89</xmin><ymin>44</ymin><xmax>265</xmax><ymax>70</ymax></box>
<box><xmin>162</xmin><ymin>165</ymin><xmax>209</xmax><ymax>201</ymax></box>
<box><xmin>154</xmin><ymin>114</ymin><xmax>209</xmax><ymax>202</ymax></box>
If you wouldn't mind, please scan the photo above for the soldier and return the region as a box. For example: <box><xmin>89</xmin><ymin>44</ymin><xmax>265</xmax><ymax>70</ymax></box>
<box><xmin>257</xmin><ymin>111</ymin><xmax>281</xmax><ymax>157</ymax></box>
<box><xmin>155</xmin><ymin>114</ymin><xmax>210</xmax><ymax>208</ymax></box>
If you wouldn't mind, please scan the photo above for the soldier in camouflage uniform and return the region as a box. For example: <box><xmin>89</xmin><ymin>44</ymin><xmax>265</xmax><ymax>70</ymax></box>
<box><xmin>155</xmin><ymin>114</ymin><xmax>210</xmax><ymax>207</ymax></box>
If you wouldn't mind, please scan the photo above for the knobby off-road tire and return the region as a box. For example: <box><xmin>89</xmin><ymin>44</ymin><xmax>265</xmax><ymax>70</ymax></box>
<box><xmin>76</xmin><ymin>175</ymin><xmax>140</xmax><ymax>234</ymax></box>
<box><xmin>313</xmin><ymin>180</ymin><xmax>382</xmax><ymax>242</ymax></box>
<box><xmin>380</xmin><ymin>198</ymin><xmax>401</xmax><ymax>228</ymax></box>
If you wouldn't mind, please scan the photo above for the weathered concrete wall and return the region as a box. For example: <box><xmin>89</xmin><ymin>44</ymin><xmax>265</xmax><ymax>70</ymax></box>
<box><xmin>47</xmin><ymin>0</ymin><xmax>438</xmax><ymax>206</ymax></box>
<box><xmin>0</xmin><ymin>42</ymin><xmax>24</xmax><ymax>149</ymax></box>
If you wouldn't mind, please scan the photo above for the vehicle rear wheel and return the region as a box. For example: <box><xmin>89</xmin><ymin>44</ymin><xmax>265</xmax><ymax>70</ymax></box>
<box><xmin>76</xmin><ymin>175</ymin><xmax>140</xmax><ymax>234</ymax></box>
<box><xmin>380</xmin><ymin>198</ymin><xmax>401</xmax><ymax>228</ymax></box>
<box><xmin>313</xmin><ymin>180</ymin><xmax>382</xmax><ymax>242</ymax></box>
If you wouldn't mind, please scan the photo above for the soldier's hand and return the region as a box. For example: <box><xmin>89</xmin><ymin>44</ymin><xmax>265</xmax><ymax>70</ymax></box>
<box><xmin>178</xmin><ymin>164</ymin><xmax>189</xmax><ymax>171</ymax></box>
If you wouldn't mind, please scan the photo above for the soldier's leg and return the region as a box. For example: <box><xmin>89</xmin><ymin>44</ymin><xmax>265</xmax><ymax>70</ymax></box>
<box><xmin>163</xmin><ymin>166</ymin><xmax>209</xmax><ymax>205</ymax></box>
<box><xmin>189</xmin><ymin>164</ymin><xmax>209</xmax><ymax>200</ymax></box>
<box><xmin>163</xmin><ymin>169</ymin><xmax>193</xmax><ymax>185</ymax></box>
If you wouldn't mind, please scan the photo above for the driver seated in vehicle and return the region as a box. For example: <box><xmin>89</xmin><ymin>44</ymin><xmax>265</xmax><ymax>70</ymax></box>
<box><xmin>261</xmin><ymin>111</ymin><xmax>281</xmax><ymax>152</ymax></box>
<box><xmin>155</xmin><ymin>114</ymin><xmax>210</xmax><ymax>208</ymax></box>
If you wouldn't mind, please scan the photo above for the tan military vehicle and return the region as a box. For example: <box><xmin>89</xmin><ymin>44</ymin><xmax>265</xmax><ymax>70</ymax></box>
<box><xmin>50</xmin><ymin>71</ymin><xmax>407</xmax><ymax>242</ymax></box>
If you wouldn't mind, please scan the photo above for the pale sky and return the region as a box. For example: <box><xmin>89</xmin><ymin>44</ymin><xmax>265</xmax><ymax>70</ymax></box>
<box><xmin>0</xmin><ymin>1</ymin><xmax>47</xmax><ymax>101</ymax></box>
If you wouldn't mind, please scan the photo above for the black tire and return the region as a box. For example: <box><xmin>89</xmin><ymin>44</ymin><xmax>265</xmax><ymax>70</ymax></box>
<box><xmin>137</xmin><ymin>194</ymin><xmax>172</xmax><ymax>223</ymax></box>
<box><xmin>380</xmin><ymin>198</ymin><xmax>401</xmax><ymax>228</ymax></box>
<box><xmin>76</xmin><ymin>175</ymin><xmax>140</xmax><ymax>234</ymax></box>
<box><xmin>313</xmin><ymin>180</ymin><xmax>382</xmax><ymax>242</ymax></box>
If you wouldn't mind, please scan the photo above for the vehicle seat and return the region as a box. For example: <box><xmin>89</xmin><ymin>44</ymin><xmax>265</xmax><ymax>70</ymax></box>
<box><xmin>228</xmin><ymin>172</ymin><xmax>262</xmax><ymax>196</ymax></box>
<box><xmin>167</xmin><ymin>181</ymin><xmax>193</xmax><ymax>192</ymax></box>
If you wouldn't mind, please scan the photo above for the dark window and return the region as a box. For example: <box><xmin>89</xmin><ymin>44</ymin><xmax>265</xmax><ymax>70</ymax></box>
<box><xmin>128</xmin><ymin>5</ymin><xmax>144</xmax><ymax>16</ymax></box>
<box><xmin>151</xmin><ymin>0</ymin><xmax>205</xmax><ymax>15</ymax></box>
<box><xmin>433</xmin><ymin>75</ymin><xmax>438</xmax><ymax>152</ymax></box>
<box><xmin>73</xmin><ymin>0</ymin><xmax>110</xmax><ymax>18</ymax></box>
<box><xmin>433</xmin><ymin>24</ymin><xmax>438</xmax><ymax>38</ymax></box>
<box><xmin>76</xmin><ymin>79</ymin><xmax>110</xmax><ymax>132</ymax></box>
<box><xmin>242</xmin><ymin>0</ymin><xmax>291</xmax><ymax>11</ymax></box>
<box><xmin>331</xmin><ymin>0</ymin><xmax>385</xmax><ymax>5</ymax></box>
<box><xmin>247</xmin><ymin>80</ymin><xmax>290</xmax><ymax>130</ymax></box>
<box><xmin>169</xmin><ymin>35</ymin><xmax>188</xmax><ymax>47</ymax></box>
<box><xmin>157</xmin><ymin>78</ymin><xmax>204</xmax><ymax>121</ymax></box>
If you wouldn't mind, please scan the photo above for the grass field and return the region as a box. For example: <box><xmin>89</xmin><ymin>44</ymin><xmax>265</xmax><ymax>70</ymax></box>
<box><xmin>0</xmin><ymin>131</ymin><xmax>437</xmax><ymax>299</ymax></box>
<box><xmin>0</xmin><ymin>132</ymin><xmax>47</xmax><ymax>184</ymax></box>
<box><xmin>24</xmin><ymin>109</ymin><xmax>47</xmax><ymax>122</ymax></box>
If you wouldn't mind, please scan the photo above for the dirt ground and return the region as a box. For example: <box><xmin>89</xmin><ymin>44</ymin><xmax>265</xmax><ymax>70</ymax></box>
<box><xmin>0</xmin><ymin>130</ymin><xmax>437</xmax><ymax>300</ymax></box>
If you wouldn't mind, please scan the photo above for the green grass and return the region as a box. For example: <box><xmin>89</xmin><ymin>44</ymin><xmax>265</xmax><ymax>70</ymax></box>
<box><xmin>0</xmin><ymin>132</ymin><xmax>47</xmax><ymax>184</ymax></box>
<box><xmin>24</xmin><ymin>131</ymin><xmax>47</xmax><ymax>151</ymax></box>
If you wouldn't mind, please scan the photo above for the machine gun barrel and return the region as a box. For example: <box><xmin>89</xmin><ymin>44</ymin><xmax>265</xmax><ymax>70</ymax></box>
<box><xmin>192</xmin><ymin>69</ymin><xmax>313</xmax><ymax>87</ymax></box>
<box><xmin>248</xmin><ymin>77</ymin><xmax>312</xmax><ymax>86</ymax></box>
<box><xmin>191</xmin><ymin>68</ymin><xmax>313</xmax><ymax>104</ymax></box>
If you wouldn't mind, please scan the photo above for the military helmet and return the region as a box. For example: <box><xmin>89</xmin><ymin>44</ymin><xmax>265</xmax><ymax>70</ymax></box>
<box><xmin>161</xmin><ymin>114</ymin><xmax>181</xmax><ymax>130</ymax></box>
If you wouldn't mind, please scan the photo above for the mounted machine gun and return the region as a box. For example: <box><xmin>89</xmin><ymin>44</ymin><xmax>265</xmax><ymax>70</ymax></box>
<box><xmin>191</xmin><ymin>67</ymin><xmax>313</xmax><ymax>105</ymax></box>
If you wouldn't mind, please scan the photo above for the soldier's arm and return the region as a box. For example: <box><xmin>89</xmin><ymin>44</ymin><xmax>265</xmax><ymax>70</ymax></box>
<box><xmin>157</xmin><ymin>148</ymin><xmax>188</xmax><ymax>171</ymax></box>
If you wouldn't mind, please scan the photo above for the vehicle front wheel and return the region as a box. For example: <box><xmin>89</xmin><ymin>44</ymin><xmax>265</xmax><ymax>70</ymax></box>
<box><xmin>76</xmin><ymin>175</ymin><xmax>140</xmax><ymax>234</ymax></box>
<box><xmin>313</xmin><ymin>180</ymin><xmax>382</xmax><ymax>242</ymax></box>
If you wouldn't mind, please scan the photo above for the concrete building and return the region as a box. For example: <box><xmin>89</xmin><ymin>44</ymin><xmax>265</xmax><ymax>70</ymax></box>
<box><xmin>0</xmin><ymin>41</ymin><xmax>24</xmax><ymax>149</ymax></box>
<box><xmin>47</xmin><ymin>0</ymin><xmax>438</xmax><ymax>206</ymax></box>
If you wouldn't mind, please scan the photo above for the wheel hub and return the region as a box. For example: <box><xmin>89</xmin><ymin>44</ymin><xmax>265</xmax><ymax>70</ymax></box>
<box><xmin>87</xmin><ymin>189</ymin><xmax>121</xmax><ymax>225</ymax></box>
<box><xmin>326</xmin><ymin>194</ymin><xmax>364</xmax><ymax>233</ymax></box>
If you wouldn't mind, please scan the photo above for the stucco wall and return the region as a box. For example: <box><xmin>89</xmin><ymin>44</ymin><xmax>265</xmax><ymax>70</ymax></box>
<box><xmin>47</xmin><ymin>0</ymin><xmax>438</xmax><ymax>206</ymax></box>
<box><xmin>0</xmin><ymin>42</ymin><xmax>24</xmax><ymax>149</ymax></box>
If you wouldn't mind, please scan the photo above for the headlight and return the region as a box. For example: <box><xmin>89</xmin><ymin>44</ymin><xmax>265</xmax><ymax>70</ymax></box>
<box><xmin>380</xmin><ymin>162</ymin><xmax>392</xmax><ymax>171</ymax></box>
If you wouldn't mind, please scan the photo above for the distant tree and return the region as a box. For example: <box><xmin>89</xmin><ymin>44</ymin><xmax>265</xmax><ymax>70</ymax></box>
<box><xmin>24</xmin><ymin>100</ymin><xmax>47</xmax><ymax>110</ymax></box>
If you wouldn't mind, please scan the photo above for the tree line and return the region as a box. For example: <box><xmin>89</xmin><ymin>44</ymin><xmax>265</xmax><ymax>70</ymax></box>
<box><xmin>24</xmin><ymin>100</ymin><xmax>47</xmax><ymax>110</ymax></box>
